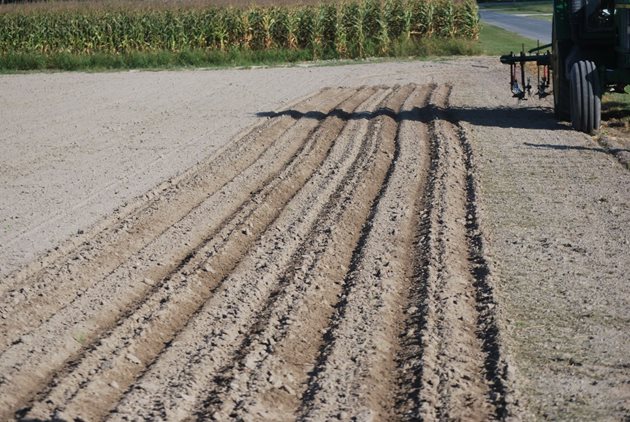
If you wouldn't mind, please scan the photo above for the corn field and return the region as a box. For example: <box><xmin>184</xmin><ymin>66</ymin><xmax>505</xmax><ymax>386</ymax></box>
<box><xmin>0</xmin><ymin>0</ymin><xmax>479</xmax><ymax>58</ymax></box>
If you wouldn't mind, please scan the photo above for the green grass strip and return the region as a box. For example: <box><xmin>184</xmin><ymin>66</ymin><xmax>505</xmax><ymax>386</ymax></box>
<box><xmin>0</xmin><ymin>37</ymin><xmax>482</xmax><ymax>72</ymax></box>
<box><xmin>477</xmin><ymin>23</ymin><xmax>540</xmax><ymax>55</ymax></box>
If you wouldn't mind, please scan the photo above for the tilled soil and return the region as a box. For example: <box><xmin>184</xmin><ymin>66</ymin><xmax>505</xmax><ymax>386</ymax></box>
<box><xmin>1</xmin><ymin>59</ymin><xmax>629</xmax><ymax>421</ymax></box>
<box><xmin>0</xmin><ymin>83</ymin><xmax>511</xmax><ymax>420</ymax></box>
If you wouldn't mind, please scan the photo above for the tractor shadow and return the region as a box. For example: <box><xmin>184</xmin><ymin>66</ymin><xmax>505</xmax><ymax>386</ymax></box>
<box><xmin>523</xmin><ymin>142</ymin><xmax>630</xmax><ymax>155</ymax></box>
<box><xmin>257</xmin><ymin>104</ymin><xmax>567</xmax><ymax>131</ymax></box>
<box><xmin>256</xmin><ymin>103</ymin><xmax>630</xmax><ymax>157</ymax></box>
<box><xmin>602</xmin><ymin>101</ymin><xmax>630</xmax><ymax>121</ymax></box>
<box><xmin>448</xmin><ymin>105</ymin><xmax>567</xmax><ymax>131</ymax></box>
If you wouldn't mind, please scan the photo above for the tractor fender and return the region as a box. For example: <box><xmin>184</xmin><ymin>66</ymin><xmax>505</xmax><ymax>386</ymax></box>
<box><xmin>563</xmin><ymin>45</ymin><xmax>601</xmax><ymax>81</ymax></box>
<box><xmin>564</xmin><ymin>45</ymin><xmax>585</xmax><ymax>80</ymax></box>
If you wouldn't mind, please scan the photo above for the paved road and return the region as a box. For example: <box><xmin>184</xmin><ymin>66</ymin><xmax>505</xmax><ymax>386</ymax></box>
<box><xmin>480</xmin><ymin>10</ymin><xmax>552</xmax><ymax>44</ymax></box>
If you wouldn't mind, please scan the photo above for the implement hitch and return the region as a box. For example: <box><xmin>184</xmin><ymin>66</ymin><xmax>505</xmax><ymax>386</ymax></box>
<box><xmin>500</xmin><ymin>42</ymin><xmax>552</xmax><ymax>100</ymax></box>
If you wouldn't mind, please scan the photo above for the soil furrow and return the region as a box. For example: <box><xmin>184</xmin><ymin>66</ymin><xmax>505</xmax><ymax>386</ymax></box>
<box><xmin>4</xmin><ymin>59</ymin><xmax>626</xmax><ymax>422</ymax></box>
<box><xmin>297</xmin><ymin>84</ymin><xmax>431</xmax><ymax>421</ymax></box>
<box><xmin>0</xmin><ymin>84</ymin><xmax>328</xmax><ymax>291</ymax></box>
<box><xmin>19</xmin><ymin>87</ymin><xmax>379</xmax><ymax>422</ymax></box>
<box><xmin>0</xmin><ymin>88</ymin><xmax>357</xmax><ymax>420</ymax></box>
<box><xmin>0</xmin><ymin>87</ymin><xmax>350</xmax><ymax>354</ymax></box>
<box><xmin>396</xmin><ymin>85</ymin><xmax>501</xmax><ymax>421</ymax></box>
<box><xmin>18</xmin><ymin>87</ymin><xmax>379</xmax><ymax>422</ymax></box>
<box><xmin>193</xmin><ymin>84</ymin><xmax>424</xmax><ymax>422</ymax></box>
<box><xmin>455</xmin><ymin>121</ymin><xmax>510</xmax><ymax>419</ymax></box>
<box><xmin>0</xmin><ymin>82</ymin><xmax>515</xmax><ymax>421</ymax></box>
<box><xmin>108</xmin><ymin>87</ymin><xmax>394</xmax><ymax>421</ymax></box>
<box><xmin>0</xmin><ymin>100</ymin><xmax>280</xmax><ymax>299</ymax></box>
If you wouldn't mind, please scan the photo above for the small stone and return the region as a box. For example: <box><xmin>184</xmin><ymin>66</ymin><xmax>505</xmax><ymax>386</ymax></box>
<box><xmin>212</xmin><ymin>411</ymin><xmax>226</xmax><ymax>420</ymax></box>
<box><xmin>281</xmin><ymin>384</ymin><xmax>295</xmax><ymax>395</ymax></box>
<box><xmin>244</xmin><ymin>357</ymin><xmax>257</xmax><ymax>370</ymax></box>
<box><xmin>126</xmin><ymin>353</ymin><xmax>141</xmax><ymax>365</ymax></box>
<box><xmin>110</xmin><ymin>381</ymin><xmax>120</xmax><ymax>389</ymax></box>
<box><xmin>269</xmin><ymin>375</ymin><xmax>282</xmax><ymax>388</ymax></box>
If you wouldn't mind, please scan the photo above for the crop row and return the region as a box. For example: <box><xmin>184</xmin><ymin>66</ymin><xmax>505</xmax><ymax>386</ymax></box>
<box><xmin>0</xmin><ymin>0</ymin><xmax>479</xmax><ymax>57</ymax></box>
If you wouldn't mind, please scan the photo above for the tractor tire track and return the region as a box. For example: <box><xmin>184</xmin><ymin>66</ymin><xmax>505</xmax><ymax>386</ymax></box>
<box><xmin>297</xmin><ymin>84</ymin><xmax>433</xmax><ymax>422</ymax></box>
<box><xmin>194</xmin><ymin>84</ymin><xmax>427</xmax><ymax>422</ymax></box>
<box><xmin>396</xmin><ymin>85</ymin><xmax>508</xmax><ymax>421</ymax></box>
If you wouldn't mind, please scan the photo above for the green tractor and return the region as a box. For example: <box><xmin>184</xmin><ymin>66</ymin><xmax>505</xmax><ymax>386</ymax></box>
<box><xmin>500</xmin><ymin>0</ymin><xmax>630</xmax><ymax>134</ymax></box>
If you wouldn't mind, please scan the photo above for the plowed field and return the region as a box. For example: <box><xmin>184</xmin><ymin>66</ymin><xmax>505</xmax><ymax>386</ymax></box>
<box><xmin>0</xmin><ymin>83</ymin><xmax>508</xmax><ymax>420</ymax></box>
<box><xmin>1</xmin><ymin>59</ymin><xmax>629</xmax><ymax>421</ymax></box>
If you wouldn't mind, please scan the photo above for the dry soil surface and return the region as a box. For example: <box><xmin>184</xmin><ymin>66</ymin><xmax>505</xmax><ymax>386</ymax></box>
<box><xmin>0</xmin><ymin>58</ymin><xmax>628</xmax><ymax>421</ymax></box>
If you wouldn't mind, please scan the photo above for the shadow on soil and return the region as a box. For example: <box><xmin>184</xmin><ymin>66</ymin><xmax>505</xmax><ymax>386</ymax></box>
<box><xmin>602</xmin><ymin>101</ymin><xmax>630</xmax><ymax>120</ymax></box>
<box><xmin>523</xmin><ymin>142</ymin><xmax>630</xmax><ymax>155</ymax></box>
<box><xmin>257</xmin><ymin>105</ymin><xmax>567</xmax><ymax>131</ymax></box>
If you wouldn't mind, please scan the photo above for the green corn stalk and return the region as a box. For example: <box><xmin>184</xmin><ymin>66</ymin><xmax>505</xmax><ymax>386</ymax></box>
<box><xmin>334</xmin><ymin>4</ymin><xmax>348</xmax><ymax>58</ymax></box>
<box><xmin>0</xmin><ymin>0</ymin><xmax>478</xmax><ymax>60</ymax></box>
<box><xmin>295</xmin><ymin>7</ymin><xmax>313</xmax><ymax>49</ymax></box>
<box><xmin>351</xmin><ymin>1</ymin><xmax>367</xmax><ymax>58</ymax></box>
<box><xmin>435</xmin><ymin>0</ymin><xmax>455</xmax><ymax>38</ymax></box>
<box><xmin>270</xmin><ymin>7</ymin><xmax>289</xmax><ymax>49</ymax></box>
<box><xmin>377</xmin><ymin>13</ymin><xmax>390</xmax><ymax>55</ymax></box>
<box><xmin>411</xmin><ymin>0</ymin><xmax>434</xmax><ymax>38</ymax></box>
<box><xmin>285</xmin><ymin>9</ymin><xmax>299</xmax><ymax>50</ymax></box>
<box><xmin>239</xmin><ymin>12</ymin><xmax>252</xmax><ymax>50</ymax></box>
<box><xmin>458</xmin><ymin>0</ymin><xmax>480</xmax><ymax>40</ymax></box>
<box><xmin>212</xmin><ymin>12</ymin><xmax>228</xmax><ymax>51</ymax></box>
<box><xmin>384</xmin><ymin>0</ymin><xmax>405</xmax><ymax>40</ymax></box>
<box><xmin>248</xmin><ymin>8</ymin><xmax>265</xmax><ymax>50</ymax></box>
<box><xmin>402</xmin><ymin>3</ymin><xmax>413</xmax><ymax>41</ymax></box>
<box><xmin>320</xmin><ymin>4</ymin><xmax>337</xmax><ymax>53</ymax></box>
<box><xmin>261</xmin><ymin>10</ymin><xmax>275</xmax><ymax>50</ymax></box>
<box><xmin>311</xmin><ymin>5</ymin><xmax>326</xmax><ymax>59</ymax></box>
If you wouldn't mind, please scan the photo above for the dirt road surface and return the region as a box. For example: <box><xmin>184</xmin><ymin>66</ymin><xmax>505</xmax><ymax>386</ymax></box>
<box><xmin>0</xmin><ymin>58</ymin><xmax>628</xmax><ymax>420</ymax></box>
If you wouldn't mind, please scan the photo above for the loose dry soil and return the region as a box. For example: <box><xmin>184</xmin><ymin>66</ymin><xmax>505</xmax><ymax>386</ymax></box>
<box><xmin>0</xmin><ymin>57</ymin><xmax>628</xmax><ymax>421</ymax></box>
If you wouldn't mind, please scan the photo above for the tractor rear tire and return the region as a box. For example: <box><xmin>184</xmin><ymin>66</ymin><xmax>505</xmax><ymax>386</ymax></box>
<box><xmin>569</xmin><ymin>60</ymin><xmax>601</xmax><ymax>134</ymax></box>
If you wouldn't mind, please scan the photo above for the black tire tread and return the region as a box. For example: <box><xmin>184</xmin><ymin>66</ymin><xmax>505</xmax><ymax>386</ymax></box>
<box><xmin>570</xmin><ymin>60</ymin><xmax>601</xmax><ymax>134</ymax></box>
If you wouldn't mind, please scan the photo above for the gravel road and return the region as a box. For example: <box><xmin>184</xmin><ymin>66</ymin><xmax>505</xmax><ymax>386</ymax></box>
<box><xmin>0</xmin><ymin>58</ymin><xmax>628</xmax><ymax>420</ymax></box>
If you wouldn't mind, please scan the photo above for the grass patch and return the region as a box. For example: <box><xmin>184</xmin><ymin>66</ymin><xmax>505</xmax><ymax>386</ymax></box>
<box><xmin>523</xmin><ymin>14</ymin><xmax>552</xmax><ymax>22</ymax></box>
<box><xmin>604</xmin><ymin>86</ymin><xmax>630</xmax><ymax>115</ymax></box>
<box><xmin>0</xmin><ymin>49</ymin><xmax>312</xmax><ymax>72</ymax></box>
<box><xmin>602</xmin><ymin>86</ymin><xmax>630</xmax><ymax>133</ymax></box>
<box><xmin>477</xmin><ymin>23</ymin><xmax>538</xmax><ymax>55</ymax></box>
<box><xmin>0</xmin><ymin>37</ymin><xmax>481</xmax><ymax>72</ymax></box>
